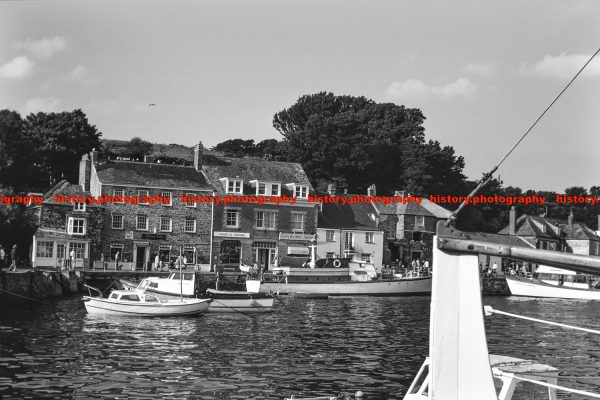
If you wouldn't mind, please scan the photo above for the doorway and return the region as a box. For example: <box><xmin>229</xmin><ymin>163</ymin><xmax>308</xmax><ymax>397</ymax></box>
<box><xmin>136</xmin><ymin>246</ymin><xmax>147</xmax><ymax>270</ymax></box>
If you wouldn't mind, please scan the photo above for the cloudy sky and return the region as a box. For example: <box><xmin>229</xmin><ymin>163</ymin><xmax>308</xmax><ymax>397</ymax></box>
<box><xmin>1</xmin><ymin>0</ymin><xmax>599</xmax><ymax>192</ymax></box>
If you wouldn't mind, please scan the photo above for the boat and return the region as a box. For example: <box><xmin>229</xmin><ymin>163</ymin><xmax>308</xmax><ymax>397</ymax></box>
<box><xmin>201</xmin><ymin>288</ymin><xmax>275</xmax><ymax>312</ymax></box>
<box><xmin>82</xmin><ymin>285</ymin><xmax>211</xmax><ymax>316</ymax></box>
<box><xmin>505</xmin><ymin>265</ymin><xmax>600</xmax><ymax>299</ymax></box>
<box><xmin>121</xmin><ymin>273</ymin><xmax>276</xmax><ymax>312</ymax></box>
<box><xmin>247</xmin><ymin>257</ymin><xmax>431</xmax><ymax>297</ymax></box>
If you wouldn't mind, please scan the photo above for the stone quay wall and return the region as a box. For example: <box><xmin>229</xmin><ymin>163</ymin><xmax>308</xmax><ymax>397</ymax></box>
<box><xmin>0</xmin><ymin>270</ymin><xmax>84</xmax><ymax>305</ymax></box>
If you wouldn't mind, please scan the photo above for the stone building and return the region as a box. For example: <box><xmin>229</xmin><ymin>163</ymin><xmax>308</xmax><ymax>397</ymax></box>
<box><xmin>200</xmin><ymin>146</ymin><xmax>318</xmax><ymax>270</ymax></box>
<box><xmin>81</xmin><ymin>150</ymin><xmax>214</xmax><ymax>270</ymax></box>
<box><xmin>316</xmin><ymin>194</ymin><xmax>384</xmax><ymax>271</ymax></box>
<box><xmin>32</xmin><ymin>181</ymin><xmax>105</xmax><ymax>268</ymax></box>
<box><xmin>371</xmin><ymin>189</ymin><xmax>451</xmax><ymax>266</ymax></box>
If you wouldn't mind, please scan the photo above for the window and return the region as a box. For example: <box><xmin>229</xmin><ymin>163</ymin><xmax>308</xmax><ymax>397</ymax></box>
<box><xmin>291</xmin><ymin>213</ymin><xmax>306</xmax><ymax>232</ymax></box>
<box><xmin>161</xmin><ymin>191</ymin><xmax>172</xmax><ymax>206</ymax></box>
<box><xmin>293</xmin><ymin>185</ymin><xmax>309</xmax><ymax>199</ymax></box>
<box><xmin>120</xmin><ymin>294</ymin><xmax>140</xmax><ymax>302</ymax></box>
<box><xmin>136</xmin><ymin>215</ymin><xmax>148</xmax><ymax>231</ymax></box>
<box><xmin>36</xmin><ymin>241</ymin><xmax>53</xmax><ymax>258</ymax></box>
<box><xmin>56</xmin><ymin>243</ymin><xmax>66</xmax><ymax>260</ymax></box>
<box><xmin>256</xmin><ymin>182</ymin><xmax>281</xmax><ymax>196</ymax></box>
<box><xmin>112</xmin><ymin>214</ymin><xmax>123</xmax><ymax>230</ymax></box>
<box><xmin>225</xmin><ymin>209</ymin><xmax>240</xmax><ymax>228</ymax></box>
<box><xmin>69</xmin><ymin>242</ymin><xmax>86</xmax><ymax>259</ymax></box>
<box><xmin>185</xmin><ymin>218</ymin><xmax>196</xmax><ymax>233</ymax></box>
<box><xmin>365</xmin><ymin>232</ymin><xmax>374</xmax><ymax>243</ymax></box>
<box><xmin>186</xmin><ymin>193</ymin><xmax>197</xmax><ymax>208</ymax></box>
<box><xmin>160</xmin><ymin>217</ymin><xmax>172</xmax><ymax>232</ymax></box>
<box><xmin>67</xmin><ymin>217</ymin><xmax>86</xmax><ymax>235</ymax></box>
<box><xmin>415</xmin><ymin>215</ymin><xmax>425</xmax><ymax>229</ymax></box>
<box><xmin>113</xmin><ymin>188</ymin><xmax>125</xmax><ymax>203</ymax></box>
<box><xmin>255</xmin><ymin>211</ymin><xmax>277</xmax><ymax>230</ymax></box>
<box><xmin>220</xmin><ymin>240</ymin><xmax>241</xmax><ymax>264</ymax></box>
<box><xmin>227</xmin><ymin>179</ymin><xmax>243</xmax><ymax>194</ymax></box>
<box><xmin>326</xmin><ymin>252</ymin><xmax>335</xmax><ymax>259</ymax></box>
<box><xmin>137</xmin><ymin>189</ymin><xmax>150</xmax><ymax>205</ymax></box>
<box><xmin>73</xmin><ymin>202</ymin><xmax>86</xmax><ymax>212</ymax></box>
<box><xmin>326</xmin><ymin>230</ymin><xmax>335</xmax><ymax>242</ymax></box>
<box><xmin>345</xmin><ymin>232</ymin><xmax>354</xmax><ymax>250</ymax></box>
<box><xmin>361</xmin><ymin>253</ymin><xmax>371</xmax><ymax>262</ymax></box>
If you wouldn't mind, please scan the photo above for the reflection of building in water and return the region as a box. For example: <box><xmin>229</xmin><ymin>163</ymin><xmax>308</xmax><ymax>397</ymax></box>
<box><xmin>201</xmin><ymin>150</ymin><xmax>318</xmax><ymax>270</ymax></box>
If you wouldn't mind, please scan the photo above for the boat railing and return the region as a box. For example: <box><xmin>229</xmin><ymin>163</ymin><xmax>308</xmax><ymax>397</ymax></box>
<box><xmin>84</xmin><ymin>283</ymin><xmax>103</xmax><ymax>298</ymax></box>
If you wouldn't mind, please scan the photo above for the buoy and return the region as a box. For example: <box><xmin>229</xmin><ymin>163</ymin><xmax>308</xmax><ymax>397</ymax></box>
<box><xmin>333</xmin><ymin>259</ymin><xmax>342</xmax><ymax>268</ymax></box>
<box><xmin>355</xmin><ymin>391</ymin><xmax>364</xmax><ymax>399</ymax></box>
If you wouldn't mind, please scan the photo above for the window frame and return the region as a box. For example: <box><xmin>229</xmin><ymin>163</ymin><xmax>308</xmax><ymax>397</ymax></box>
<box><xmin>159</xmin><ymin>216</ymin><xmax>172</xmax><ymax>232</ymax></box>
<box><xmin>36</xmin><ymin>241</ymin><xmax>54</xmax><ymax>258</ymax></box>
<box><xmin>112</xmin><ymin>214</ymin><xmax>124</xmax><ymax>230</ymax></box>
<box><xmin>224</xmin><ymin>209</ymin><xmax>240</xmax><ymax>228</ymax></box>
<box><xmin>73</xmin><ymin>202</ymin><xmax>86</xmax><ymax>212</ymax></box>
<box><xmin>291</xmin><ymin>212</ymin><xmax>306</xmax><ymax>232</ymax></box>
<box><xmin>415</xmin><ymin>215</ymin><xmax>425</xmax><ymax>229</ymax></box>
<box><xmin>326</xmin><ymin>230</ymin><xmax>335</xmax><ymax>242</ymax></box>
<box><xmin>365</xmin><ymin>232</ymin><xmax>374</xmax><ymax>244</ymax></box>
<box><xmin>137</xmin><ymin>189</ymin><xmax>150</xmax><ymax>205</ymax></box>
<box><xmin>184</xmin><ymin>218</ymin><xmax>197</xmax><ymax>233</ymax></box>
<box><xmin>293</xmin><ymin>185</ymin><xmax>309</xmax><ymax>199</ymax></box>
<box><xmin>226</xmin><ymin>179</ymin><xmax>243</xmax><ymax>194</ymax></box>
<box><xmin>67</xmin><ymin>217</ymin><xmax>86</xmax><ymax>236</ymax></box>
<box><xmin>160</xmin><ymin>191</ymin><xmax>172</xmax><ymax>206</ymax></box>
<box><xmin>186</xmin><ymin>192</ymin><xmax>197</xmax><ymax>208</ymax></box>
<box><xmin>136</xmin><ymin>215</ymin><xmax>149</xmax><ymax>231</ymax></box>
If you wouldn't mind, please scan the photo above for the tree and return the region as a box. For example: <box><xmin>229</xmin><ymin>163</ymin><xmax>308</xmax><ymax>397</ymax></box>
<box><xmin>126</xmin><ymin>137</ymin><xmax>153</xmax><ymax>161</ymax></box>
<box><xmin>0</xmin><ymin>109</ymin><xmax>102</xmax><ymax>191</ymax></box>
<box><xmin>272</xmin><ymin>92</ymin><xmax>465</xmax><ymax>194</ymax></box>
<box><xmin>212</xmin><ymin>139</ymin><xmax>256</xmax><ymax>157</ymax></box>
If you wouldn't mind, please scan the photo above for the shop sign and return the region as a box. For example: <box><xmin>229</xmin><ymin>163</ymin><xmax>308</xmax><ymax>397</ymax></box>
<box><xmin>214</xmin><ymin>231</ymin><xmax>250</xmax><ymax>238</ymax></box>
<box><xmin>141</xmin><ymin>233</ymin><xmax>167</xmax><ymax>240</ymax></box>
<box><xmin>279</xmin><ymin>232</ymin><xmax>313</xmax><ymax>241</ymax></box>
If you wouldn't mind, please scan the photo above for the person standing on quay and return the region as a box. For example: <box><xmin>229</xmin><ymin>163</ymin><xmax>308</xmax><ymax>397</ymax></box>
<box><xmin>0</xmin><ymin>245</ymin><xmax>5</xmax><ymax>272</ymax></box>
<box><xmin>69</xmin><ymin>249</ymin><xmax>75</xmax><ymax>270</ymax></box>
<box><xmin>9</xmin><ymin>245</ymin><xmax>17</xmax><ymax>272</ymax></box>
<box><xmin>115</xmin><ymin>251</ymin><xmax>121</xmax><ymax>271</ymax></box>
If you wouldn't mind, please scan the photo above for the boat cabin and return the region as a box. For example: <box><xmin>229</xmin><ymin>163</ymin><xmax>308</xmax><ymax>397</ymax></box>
<box><xmin>108</xmin><ymin>290</ymin><xmax>162</xmax><ymax>303</ymax></box>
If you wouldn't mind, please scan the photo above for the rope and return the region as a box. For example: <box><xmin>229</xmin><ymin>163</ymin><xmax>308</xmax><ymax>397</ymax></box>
<box><xmin>210</xmin><ymin>299</ymin><xmax>253</xmax><ymax>318</ymax></box>
<box><xmin>447</xmin><ymin>46</ymin><xmax>600</xmax><ymax>224</ymax></box>
<box><xmin>485</xmin><ymin>306</ymin><xmax>600</xmax><ymax>335</ymax></box>
<box><xmin>0</xmin><ymin>287</ymin><xmax>47</xmax><ymax>304</ymax></box>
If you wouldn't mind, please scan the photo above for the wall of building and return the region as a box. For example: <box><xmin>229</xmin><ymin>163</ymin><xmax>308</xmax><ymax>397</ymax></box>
<box><xmin>316</xmin><ymin>228</ymin><xmax>384</xmax><ymax>269</ymax></box>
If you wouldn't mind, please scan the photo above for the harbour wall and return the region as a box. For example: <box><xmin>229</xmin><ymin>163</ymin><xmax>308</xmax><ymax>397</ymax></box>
<box><xmin>481</xmin><ymin>276</ymin><xmax>511</xmax><ymax>295</ymax></box>
<box><xmin>0</xmin><ymin>270</ymin><xmax>84</xmax><ymax>305</ymax></box>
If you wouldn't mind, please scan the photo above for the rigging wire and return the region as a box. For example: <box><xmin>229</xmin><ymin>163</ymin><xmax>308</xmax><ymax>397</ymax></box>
<box><xmin>447</xmin><ymin>46</ymin><xmax>600</xmax><ymax>225</ymax></box>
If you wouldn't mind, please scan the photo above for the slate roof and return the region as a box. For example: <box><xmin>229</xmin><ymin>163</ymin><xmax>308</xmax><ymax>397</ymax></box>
<box><xmin>373</xmin><ymin>195</ymin><xmax>451</xmax><ymax>219</ymax></box>
<box><xmin>318</xmin><ymin>197</ymin><xmax>380</xmax><ymax>231</ymax></box>
<box><xmin>201</xmin><ymin>156</ymin><xmax>312</xmax><ymax>195</ymax></box>
<box><xmin>94</xmin><ymin>161</ymin><xmax>212</xmax><ymax>190</ymax></box>
<box><xmin>498</xmin><ymin>214</ymin><xmax>600</xmax><ymax>241</ymax></box>
<box><xmin>42</xmin><ymin>180</ymin><xmax>90</xmax><ymax>205</ymax></box>
<box><xmin>459</xmin><ymin>231</ymin><xmax>535</xmax><ymax>249</ymax></box>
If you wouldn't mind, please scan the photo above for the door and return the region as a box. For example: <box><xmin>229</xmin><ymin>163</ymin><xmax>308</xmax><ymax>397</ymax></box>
<box><xmin>136</xmin><ymin>246</ymin><xmax>146</xmax><ymax>270</ymax></box>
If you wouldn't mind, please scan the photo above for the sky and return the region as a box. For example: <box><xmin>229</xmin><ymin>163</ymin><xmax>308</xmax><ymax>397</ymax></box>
<box><xmin>1</xmin><ymin>0</ymin><xmax>599</xmax><ymax>192</ymax></box>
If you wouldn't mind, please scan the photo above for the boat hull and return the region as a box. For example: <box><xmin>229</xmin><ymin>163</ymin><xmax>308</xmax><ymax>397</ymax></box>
<box><xmin>82</xmin><ymin>297</ymin><xmax>211</xmax><ymax>316</ymax></box>
<box><xmin>204</xmin><ymin>289</ymin><xmax>274</xmax><ymax>312</ymax></box>
<box><xmin>253</xmin><ymin>277</ymin><xmax>432</xmax><ymax>296</ymax></box>
<box><xmin>505</xmin><ymin>276</ymin><xmax>600</xmax><ymax>300</ymax></box>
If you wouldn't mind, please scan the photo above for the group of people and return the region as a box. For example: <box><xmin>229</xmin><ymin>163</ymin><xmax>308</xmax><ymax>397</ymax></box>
<box><xmin>0</xmin><ymin>244</ymin><xmax>18</xmax><ymax>273</ymax></box>
<box><xmin>480</xmin><ymin>262</ymin><xmax>498</xmax><ymax>277</ymax></box>
<box><xmin>152</xmin><ymin>254</ymin><xmax>187</xmax><ymax>271</ymax></box>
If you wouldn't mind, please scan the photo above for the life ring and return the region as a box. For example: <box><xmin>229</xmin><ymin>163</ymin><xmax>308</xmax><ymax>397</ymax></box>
<box><xmin>333</xmin><ymin>259</ymin><xmax>342</xmax><ymax>268</ymax></box>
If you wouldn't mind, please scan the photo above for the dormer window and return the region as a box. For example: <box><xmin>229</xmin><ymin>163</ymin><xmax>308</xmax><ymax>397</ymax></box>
<box><xmin>74</xmin><ymin>202</ymin><xmax>86</xmax><ymax>212</ymax></box>
<box><xmin>254</xmin><ymin>181</ymin><xmax>281</xmax><ymax>196</ymax></box>
<box><xmin>294</xmin><ymin>185</ymin><xmax>309</xmax><ymax>199</ymax></box>
<box><xmin>225</xmin><ymin>179</ymin><xmax>243</xmax><ymax>194</ymax></box>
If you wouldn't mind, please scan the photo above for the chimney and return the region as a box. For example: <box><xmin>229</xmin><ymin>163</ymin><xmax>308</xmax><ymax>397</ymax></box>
<box><xmin>568</xmin><ymin>210</ymin><xmax>573</xmax><ymax>226</ymax></box>
<box><xmin>327</xmin><ymin>183</ymin><xmax>336</xmax><ymax>196</ymax></box>
<box><xmin>79</xmin><ymin>153</ymin><xmax>91</xmax><ymax>192</ymax></box>
<box><xmin>367</xmin><ymin>184</ymin><xmax>376</xmax><ymax>196</ymax></box>
<box><xmin>509</xmin><ymin>206</ymin><xmax>516</xmax><ymax>236</ymax></box>
<box><xmin>395</xmin><ymin>190</ymin><xmax>407</xmax><ymax>198</ymax></box>
<box><xmin>194</xmin><ymin>143</ymin><xmax>203</xmax><ymax>171</ymax></box>
<box><xmin>90</xmin><ymin>148</ymin><xmax>98</xmax><ymax>165</ymax></box>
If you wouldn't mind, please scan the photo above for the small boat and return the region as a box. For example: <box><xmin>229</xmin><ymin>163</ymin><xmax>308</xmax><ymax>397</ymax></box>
<box><xmin>202</xmin><ymin>288</ymin><xmax>275</xmax><ymax>312</ymax></box>
<box><xmin>120</xmin><ymin>272</ymin><xmax>197</xmax><ymax>300</ymax></box>
<box><xmin>82</xmin><ymin>285</ymin><xmax>211</xmax><ymax>316</ymax></box>
<box><xmin>505</xmin><ymin>274</ymin><xmax>600</xmax><ymax>300</ymax></box>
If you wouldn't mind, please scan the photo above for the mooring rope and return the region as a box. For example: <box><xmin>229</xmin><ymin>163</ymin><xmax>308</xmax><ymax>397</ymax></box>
<box><xmin>0</xmin><ymin>287</ymin><xmax>47</xmax><ymax>304</ymax></box>
<box><xmin>484</xmin><ymin>306</ymin><xmax>600</xmax><ymax>335</ymax></box>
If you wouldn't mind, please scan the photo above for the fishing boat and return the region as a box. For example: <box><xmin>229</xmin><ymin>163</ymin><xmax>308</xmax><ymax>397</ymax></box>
<box><xmin>201</xmin><ymin>288</ymin><xmax>275</xmax><ymax>312</ymax></box>
<box><xmin>505</xmin><ymin>265</ymin><xmax>600</xmax><ymax>299</ymax></box>
<box><xmin>247</xmin><ymin>250</ymin><xmax>431</xmax><ymax>297</ymax></box>
<box><xmin>82</xmin><ymin>285</ymin><xmax>211</xmax><ymax>316</ymax></box>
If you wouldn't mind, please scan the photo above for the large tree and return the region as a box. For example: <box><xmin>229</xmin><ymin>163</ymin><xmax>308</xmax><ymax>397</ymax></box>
<box><xmin>0</xmin><ymin>109</ymin><xmax>102</xmax><ymax>191</ymax></box>
<box><xmin>272</xmin><ymin>92</ymin><xmax>466</xmax><ymax>194</ymax></box>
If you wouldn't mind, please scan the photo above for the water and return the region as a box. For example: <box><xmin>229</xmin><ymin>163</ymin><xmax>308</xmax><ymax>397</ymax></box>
<box><xmin>0</xmin><ymin>296</ymin><xmax>599</xmax><ymax>399</ymax></box>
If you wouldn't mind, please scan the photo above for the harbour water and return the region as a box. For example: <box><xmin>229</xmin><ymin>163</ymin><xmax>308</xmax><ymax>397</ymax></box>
<box><xmin>1</xmin><ymin>296</ymin><xmax>599</xmax><ymax>399</ymax></box>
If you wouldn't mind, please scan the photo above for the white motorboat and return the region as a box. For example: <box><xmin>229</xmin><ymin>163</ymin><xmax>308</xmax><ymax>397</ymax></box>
<box><xmin>247</xmin><ymin>260</ymin><xmax>431</xmax><ymax>296</ymax></box>
<box><xmin>505</xmin><ymin>274</ymin><xmax>600</xmax><ymax>300</ymax></box>
<box><xmin>202</xmin><ymin>288</ymin><xmax>275</xmax><ymax>312</ymax></box>
<box><xmin>82</xmin><ymin>286</ymin><xmax>211</xmax><ymax>316</ymax></box>
<box><xmin>121</xmin><ymin>272</ymin><xmax>197</xmax><ymax>300</ymax></box>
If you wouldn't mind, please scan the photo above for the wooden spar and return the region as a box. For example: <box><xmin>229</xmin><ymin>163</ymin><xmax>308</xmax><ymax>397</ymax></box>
<box><xmin>430</xmin><ymin>234</ymin><xmax>497</xmax><ymax>399</ymax></box>
<box><xmin>436</xmin><ymin>221</ymin><xmax>600</xmax><ymax>275</ymax></box>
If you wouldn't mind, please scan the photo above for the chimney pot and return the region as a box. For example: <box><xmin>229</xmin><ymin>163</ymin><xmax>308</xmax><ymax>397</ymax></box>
<box><xmin>509</xmin><ymin>206</ymin><xmax>516</xmax><ymax>236</ymax></box>
<box><xmin>194</xmin><ymin>143</ymin><xmax>204</xmax><ymax>172</ymax></box>
<box><xmin>327</xmin><ymin>184</ymin><xmax>336</xmax><ymax>196</ymax></box>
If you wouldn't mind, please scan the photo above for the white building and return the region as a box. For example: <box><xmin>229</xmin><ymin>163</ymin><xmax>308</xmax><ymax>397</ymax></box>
<box><xmin>316</xmin><ymin>198</ymin><xmax>384</xmax><ymax>272</ymax></box>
